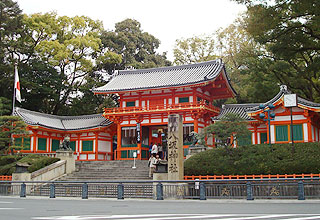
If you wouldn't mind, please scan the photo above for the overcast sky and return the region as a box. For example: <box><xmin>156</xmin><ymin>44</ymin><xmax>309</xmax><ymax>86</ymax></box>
<box><xmin>15</xmin><ymin>0</ymin><xmax>246</xmax><ymax>61</ymax></box>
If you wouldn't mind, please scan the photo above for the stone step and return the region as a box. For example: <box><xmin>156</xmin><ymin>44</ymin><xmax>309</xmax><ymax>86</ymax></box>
<box><xmin>58</xmin><ymin>160</ymin><xmax>151</xmax><ymax>182</ymax></box>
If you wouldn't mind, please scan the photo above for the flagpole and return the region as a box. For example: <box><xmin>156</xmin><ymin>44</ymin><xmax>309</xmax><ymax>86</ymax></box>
<box><xmin>12</xmin><ymin>64</ymin><xmax>17</xmax><ymax>116</ymax></box>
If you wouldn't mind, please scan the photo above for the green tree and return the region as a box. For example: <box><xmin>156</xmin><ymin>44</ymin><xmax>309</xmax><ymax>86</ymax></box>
<box><xmin>101</xmin><ymin>18</ymin><xmax>171</xmax><ymax>70</ymax></box>
<box><xmin>216</xmin><ymin>19</ymin><xmax>280</xmax><ymax>103</ymax></box>
<box><xmin>18</xmin><ymin>13</ymin><xmax>106</xmax><ymax>115</ymax></box>
<box><xmin>0</xmin><ymin>115</ymin><xmax>27</xmax><ymax>154</ymax></box>
<box><xmin>173</xmin><ymin>35</ymin><xmax>218</xmax><ymax>65</ymax></box>
<box><xmin>234</xmin><ymin>0</ymin><xmax>320</xmax><ymax>102</ymax></box>
<box><xmin>0</xmin><ymin>0</ymin><xmax>23</xmax><ymax>104</ymax></box>
<box><xmin>203</xmin><ymin>113</ymin><xmax>251</xmax><ymax>149</ymax></box>
<box><xmin>0</xmin><ymin>97</ymin><xmax>11</xmax><ymax>116</ymax></box>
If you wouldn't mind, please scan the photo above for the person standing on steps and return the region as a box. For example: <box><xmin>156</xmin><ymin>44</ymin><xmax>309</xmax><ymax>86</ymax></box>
<box><xmin>151</xmin><ymin>143</ymin><xmax>158</xmax><ymax>157</ymax></box>
<box><xmin>148</xmin><ymin>154</ymin><xmax>157</xmax><ymax>177</ymax></box>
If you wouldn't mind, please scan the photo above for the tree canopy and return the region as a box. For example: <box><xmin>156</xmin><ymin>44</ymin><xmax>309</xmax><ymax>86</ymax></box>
<box><xmin>234</xmin><ymin>0</ymin><xmax>320</xmax><ymax>102</ymax></box>
<box><xmin>0</xmin><ymin>3</ymin><xmax>171</xmax><ymax>116</ymax></box>
<box><xmin>101</xmin><ymin>18</ymin><xmax>171</xmax><ymax>70</ymax></box>
<box><xmin>203</xmin><ymin>113</ymin><xmax>251</xmax><ymax>149</ymax></box>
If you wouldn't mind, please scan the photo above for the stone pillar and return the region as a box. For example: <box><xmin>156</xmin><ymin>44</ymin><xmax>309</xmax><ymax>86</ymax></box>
<box><xmin>56</xmin><ymin>150</ymin><xmax>75</xmax><ymax>174</ymax></box>
<box><xmin>167</xmin><ymin>114</ymin><xmax>184</xmax><ymax>180</ymax></box>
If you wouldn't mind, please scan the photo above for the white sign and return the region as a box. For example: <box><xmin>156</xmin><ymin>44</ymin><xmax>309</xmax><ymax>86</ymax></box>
<box><xmin>133</xmin><ymin>152</ymin><xmax>137</xmax><ymax>158</ymax></box>
<box><xmin>284</xmin><ymin>94</ymin><xmax>297</xmax><ymax>107</ymax></box>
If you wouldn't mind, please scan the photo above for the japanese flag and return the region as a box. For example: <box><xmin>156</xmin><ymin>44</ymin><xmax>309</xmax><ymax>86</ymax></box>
<box><xmin>15</xmin><ymin>65</ymin><xmax>21</xmax><ymax>103</ymax></box>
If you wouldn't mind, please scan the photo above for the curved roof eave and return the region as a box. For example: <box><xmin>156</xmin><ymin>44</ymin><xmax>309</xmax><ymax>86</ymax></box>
<box><xmin>14</xmin><ymin>107</ymin><xmax>112</xmax><ymax>132</ymax></box>
<box><xmin>93</xmin><ymin>59</ymin><xmax>236</xmax><ymax>94</ymax></box>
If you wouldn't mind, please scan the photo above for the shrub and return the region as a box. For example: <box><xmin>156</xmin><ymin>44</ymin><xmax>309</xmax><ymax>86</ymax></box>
<box><xmin>0</xmin><ymin>154</ymin><xmax>60</xmax><ymax>175</ymax></box>
<box><xmin>184</xmin><ymin>142</ymin><xmax>320</xmax><ymax>175</ymax></box>
<box><xmin>19</xmin><ymin>155</ymin><xmax>60</xmax><ymax>173</ymax></box>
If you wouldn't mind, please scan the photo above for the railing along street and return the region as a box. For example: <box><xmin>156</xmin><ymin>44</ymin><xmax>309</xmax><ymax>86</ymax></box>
<box><xmin>0</xmin><ymin>178</ymin><xmax>319</xmax><ymax>200</ymax></box>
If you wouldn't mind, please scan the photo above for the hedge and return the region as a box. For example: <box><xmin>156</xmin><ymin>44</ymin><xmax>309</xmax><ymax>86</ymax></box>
<box><xmin>0</xmin><ymin>154</ymin><xmax>60</xmax><ymax>175</ymax></box>
<box><xmin>184</xmin><ymin>142</ymin><xmax>320</xmax><ymax>175</ymax></box>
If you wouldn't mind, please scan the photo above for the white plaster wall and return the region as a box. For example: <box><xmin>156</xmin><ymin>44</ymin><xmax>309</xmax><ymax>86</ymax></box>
<box><xmin>79</xmin><ymin>154</ymin><xmax>86</xmax><ymax>160</ymax></box>
<box><xmin>274</xmin><ymin>108</ymin><xmax>285</xmax><ymax>114</ymax></box>
<box><xmin>130</xmin><ymin>120</ymin><xmax>137</xmax><ymax>124</ymax></box>
<box><xmin>252</xmin><ymin>133</ymin><xmax>255</xmax><ymax>145</ymax></box>
<box><xmin>142</xmin><ymin>101</ymin><xmax>145</xmax><ymax>107</ymax></box>
<box><xmin>175</xmin><ymin>97</ymin><xmax>178</xmax><ymax>104</ymax></box>
<box><xmin>121</xmin><ymin>121</ymin><xmax>129</xmax><ymax>125</ymax></box>
<box><xmin>189</xmin><ymin>96</ymin><xmax>193</xmax><ymax>103</ymax></box>
<box><xmin>151</xmin><ymin>119</ymin><xmax>162</xmax><ymax>123</ymax></box>
<box><xmin>185</xmin><ymin>117</ymin><xmax>193</xmax><ymax>121</ymax></box>
<box><xmin>135</xmin><ymin>100</ymin><xmax>139</xmax><ymax>107</ymax></box>
<box><xmin>303</xmin><ymin>123</ymin><xmax>308</xmax><ymax>142</ymax></box>
<box><xmin>270</xmin><ymin>125</ymin><xmax>275</xmax><ymax>143</ymax></box>
<box><xmin>163</xmin><ymin>118</ymin><xmax>168</xmax><ymax>123</ymax></box>
<box><xmin>142</xmin><ymin>119</ymin><xmax>149</xmax><ymax>124</ymax></box>
<box><xmin>98</xmin><ymin>140</ymin><xmax>111</xmax><ymax>152</ymax></box>
<box><xmin>99</xmin><ymin>132</ymin><xmax>110</xmax><ymax>137</ymax></box>
<box><xmin>275</xmin><ymin>115</ymin><xmax>306</xmax><ymax>121</ymax></box>
<box><xmin>258</xmin><ymin>124</ymin><xmax>267</xmax><ymax>129</ymax></box>
<box><xmin>293</xmin><ymin>107</ymin><xmax>303</xmax><ymax>112</ymax></box>
<box><xmin>30</xmin><ymin>136</ymin><xmax>34</xmax><ymax>151</ymax></box>
<box><xmin>168</xmin><ymin>99</ymin><xmax>172</xmax><ymax>104</ymax></box>
<box><xmin>98</xmin><ymin>154</ymin><xmax>104</xmax><ymax>160</ymax></box>
<box><xmin>122</xmin><ymin>101</ymin><xmax>126</xmax><ymax>107</ymax></box>
<box><xmin>151</xmin><ymin>90</ymin><xmax>162</xmax><ymax>94</ymax></box>
<box><xmin>257</xmin><ymin>133</ymin><xmax>261</xmax><ymax>144</ymax></box>
<box><xmin>88</xmin><ymin>154</ymin><xmax>95</xmax><ymax>160</ymax></box>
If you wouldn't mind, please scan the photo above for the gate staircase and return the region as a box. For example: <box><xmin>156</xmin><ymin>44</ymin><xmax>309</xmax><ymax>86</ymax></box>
<box><xmin>58</xmin><ymin>160</ymin><xmax>151</xmax><ymax>181</ymax></box>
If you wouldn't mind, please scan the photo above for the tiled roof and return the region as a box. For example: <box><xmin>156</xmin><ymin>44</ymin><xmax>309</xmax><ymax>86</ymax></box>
<box><xmin>247</xmin><ymin>85</ymin><xmax>320</xmax><ymax>112</ymax></box>
<box><xmin>14</xmin><ymin>107</ymin><xmax>112</xmax><ymax>131</ymax></box>
<box><xmin>214</xmin><ymin>103</ymin><xmax>259</xmax><ymax>121</ymax></box>
<box><xmin>93</xmin><ymin>59</ymin><xmax>235</xmax><ymax>93</ymax></box>
<box><xmin>215</xmin><ymin>85</ymin><xmax>320</xmax><ymax>120</ymax></box>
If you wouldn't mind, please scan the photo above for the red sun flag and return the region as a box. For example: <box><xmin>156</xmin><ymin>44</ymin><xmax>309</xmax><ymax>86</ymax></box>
<box><xmin>15</xmin><ymin>65</ymin><xmax>21</xmax><ymax>103</ymax></box>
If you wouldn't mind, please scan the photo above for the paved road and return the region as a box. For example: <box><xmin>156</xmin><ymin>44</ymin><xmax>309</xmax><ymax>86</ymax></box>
<box><xmin>1</xmin><ymin>196</ymin><xmax>320</xmax><ymax>220</ymax></box>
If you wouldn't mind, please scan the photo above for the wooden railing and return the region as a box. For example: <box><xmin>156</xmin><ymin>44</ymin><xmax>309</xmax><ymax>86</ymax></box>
<box><xmin>104</xmin><ymin>102</ymin><xmax>220</xmax><ymax>115</ymax></box>
<box><xmin>0</xmin><ymin>175</ymin><xmax>12</xmax><ymax>181</ymax></box>
<box><xmin>184</xmin><ymin>173</ymin><xmax>320</xmax><ymax>180</ymax></box>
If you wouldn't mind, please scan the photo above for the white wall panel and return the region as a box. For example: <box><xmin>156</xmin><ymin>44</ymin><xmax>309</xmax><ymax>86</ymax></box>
<box><xmin>270</xmin><ymin>125</ymin><xmax>275</xmax><ymax>143</ymax></box>
<box><xmin>151</xmin><ymin>119</ymin><xmax>162</xmax><ymax>123</ymax></box>
<box><xmin>303</xmin><ymin>123</ymin><xmax>308</xmax><ymax>142</ymax></box>
<box><xmin>88</xmin><ymin>154</ymin><xmax>95</xmax><ymax>160</ymax></box>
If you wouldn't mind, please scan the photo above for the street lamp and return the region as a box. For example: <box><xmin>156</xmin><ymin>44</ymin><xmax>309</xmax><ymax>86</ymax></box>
<box><xmin>259</xmin><ymin>104</ymin><xmax>276</xmax><ymax>146</ymax></box>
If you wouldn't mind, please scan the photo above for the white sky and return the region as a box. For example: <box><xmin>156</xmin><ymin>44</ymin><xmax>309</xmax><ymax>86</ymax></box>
<box><xmin>16</xmin><ymin>0</ymin><xmax>246</xmax><ymax>61</ymax></box>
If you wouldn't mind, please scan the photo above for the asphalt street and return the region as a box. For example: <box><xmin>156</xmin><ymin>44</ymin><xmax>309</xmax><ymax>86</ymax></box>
<box><xmin>1</xmin><ymin>196</ymin><xmax>320</xmax><ymax>220</ymax></box>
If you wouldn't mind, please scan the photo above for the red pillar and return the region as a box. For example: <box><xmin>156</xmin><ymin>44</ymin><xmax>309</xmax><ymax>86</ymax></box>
<box><xmin>117</xmin><ymin>123</ymin><xmax>121</xmax><ymax>160</ymax></box>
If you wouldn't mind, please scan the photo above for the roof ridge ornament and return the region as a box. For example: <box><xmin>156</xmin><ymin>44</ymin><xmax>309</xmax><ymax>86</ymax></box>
<box><xmin>280</xmin><ymin>85</ymin><xmax>288</xmax><ymax>92</ymax></box>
